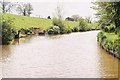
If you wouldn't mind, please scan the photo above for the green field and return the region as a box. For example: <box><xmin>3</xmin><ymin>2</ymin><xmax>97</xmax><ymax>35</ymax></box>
<box><xmin>2</xmin><ymin>13</ymin><xmax>81</xmax><ymax>30</ymax></box>
<box><xmin>2</xmin><ymin>13</ymin><xmax>99</xmax><ymax>31</ymax></box>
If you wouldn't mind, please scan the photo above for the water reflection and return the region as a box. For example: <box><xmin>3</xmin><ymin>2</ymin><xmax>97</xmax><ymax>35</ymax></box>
<box><xmin>97</xmin><ymin>45</ymin><xmax>119</xmax><ymax>78</ymax></box>
<box><xmin>46</xmin><ymin>34</ymin><xmax>62</xmax><ymax>39</ymax></box>
<box><xmin>2</xmin><ymin>31</ymin><xmax>119</xmax><ymax>78</ymax></box>
<box><xmin>2</xmin><ymin>45</ymin><xmax>12</xmax><ymax>62</ymax></box>
<box><xmin>0</xmin><ymin>45</ymin><xmax>2</xmax><ymax>61</ymax></box>
<box><xmin>12</xmin><ymin>35</ymin><xmax>34</xmax><ymax>45</ymax></box>
<box><xmin>117</xmin><ymin>60</ymin><xmax>120</xmax><ymax>78</ymax></box>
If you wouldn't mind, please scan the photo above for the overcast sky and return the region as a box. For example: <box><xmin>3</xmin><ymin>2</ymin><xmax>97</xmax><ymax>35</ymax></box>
<box><xmin>8</xmin><ymin>0</ymin><xmax>97</xmax><ymax>21</ymax></box>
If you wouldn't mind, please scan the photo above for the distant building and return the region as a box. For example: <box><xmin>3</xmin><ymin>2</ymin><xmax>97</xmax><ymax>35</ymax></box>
<box><xmin>47</xmin><ymin>16</ymin><xmax>51</xmax><ymax>19</ymax></box>
<box><xmin>65</xmin><ymin>17</ymin><xmax>74</xmax><ymax>21</ymax></box>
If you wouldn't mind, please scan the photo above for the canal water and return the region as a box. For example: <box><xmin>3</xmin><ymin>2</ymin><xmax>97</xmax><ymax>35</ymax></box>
<box><xmin>0</xmin><ymin>31</ymin><xmax>119</xmax><ymax>78</ymax></box>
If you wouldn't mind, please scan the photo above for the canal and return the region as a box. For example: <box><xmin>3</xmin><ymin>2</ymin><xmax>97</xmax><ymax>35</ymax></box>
<box><xmin>1</xmin><ymin>31</ymin><xmax>119</xmax><ymax>78</ymax></box>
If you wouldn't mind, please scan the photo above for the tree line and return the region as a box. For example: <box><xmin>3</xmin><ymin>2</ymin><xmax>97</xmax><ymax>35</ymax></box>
<box><xmin>0</xmin><ymin>0</ymin><xmax>33</xmax><ymax>16</ymax></box>
<box><xmin>93</xmin><ymin>2</ymin><xmax>120</xmax><ymax>57</ymax></box>
<box><xmin>92</xmin><ymin>2</ymin><xmax>120</xmax><ymax>37</ymax></box>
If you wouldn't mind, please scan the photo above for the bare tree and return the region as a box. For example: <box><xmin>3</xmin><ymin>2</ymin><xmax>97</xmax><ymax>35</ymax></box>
<box><xmin>71</xmin><ymin>15</ymin><xmax>80</xmax><ymax>21</ymax></box>
<box><xmin>16</xmin><ymin>2</ymin><xmax>33</xmax><ymax>16</ymax></box>
<box><xmin>16</xmin><ymin>3</ymin><xmax>26</xmax><ymax>16</ymax></box>
<box><xmin>85</xmin><ymin>17</ymin><xmax>92</xmax><ymax>23</ymax></box>
<box><xmin>26</xmin><ymin>3</ymin><xmax>33</xmax><ymax>16</ymax></box>
<box><xmin>0</xmin><ymin>0</ymin><xmax>14</xmax><ymax>13</ymax></box>
<box><xmin>54</xmin><ymin>5</ymin><xmax>64</xmax><ymax>20</ymax></box>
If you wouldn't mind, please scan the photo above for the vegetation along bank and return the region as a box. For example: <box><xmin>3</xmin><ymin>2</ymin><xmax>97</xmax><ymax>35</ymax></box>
<box><xmin>93</xmin><ymin>2</ymin><xmax>120</xmax><ymax>59</ymax></box>
<box><xmin>1</xmin><ymin>13</ymin><xmax>99</xmax><ymax>45</ymax></box>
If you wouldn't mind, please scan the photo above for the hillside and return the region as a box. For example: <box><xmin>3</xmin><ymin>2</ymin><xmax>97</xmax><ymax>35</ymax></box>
<box><xmin>2</xmin><ymin>13</ymin><xmax>79</xmax><ymax>30</ymax></box>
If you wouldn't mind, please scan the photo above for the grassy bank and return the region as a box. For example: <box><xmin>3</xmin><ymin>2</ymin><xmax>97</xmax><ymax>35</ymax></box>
<box><xmin>2</xmin><ymin>13</ymin><xmax>80</xmax><ymax>30</ymax></box>
<box><xmin>1</xmin><ymin>13</ymin><xmax>99</xmax><ymax>44</ymax></box>
<box><xmin>97</xmin><ymin>31</ymin><xmax>120</xmax><ymax>59</ymax></box>
<box><xmin>2</xmin><ymin>13</ymin><xmax>99</xmax><ymax>31</ymax></box>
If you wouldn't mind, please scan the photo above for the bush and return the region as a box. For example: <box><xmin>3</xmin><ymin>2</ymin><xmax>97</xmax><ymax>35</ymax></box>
<box><xmin>97</xmin><ymin>31</ymin><xmax>120</xmax><ymax>57</ymax></box>
<box><xmin>47</xmin><ymin>29</ymin><xmax>54</xmax><ymax>34</ymax></box>
<box><xmin>109</xmin><ymin>24</ymin><xmax>115</xmax><ymax>32</ymax></box>
<box><xmin>103</xmin><ymin>38</ymin><xmax>113</xmax><ymax>51</ymax></box>
<box><xmin>102</xmin><ymin>24</ymin><xmax>116</xmax><ymax>33</ymax></box>
<box><xmin>103</xmin><ymin>26</ymin><xmax>109</xmax><ymax>32</ymax></box>
<box><xmin>52</xmin><ymin>18</ymin><xmax>65</xmax><ymax>29</ymax></box>
<box><xmin>22</xmin><ymin>28</ymin><xmax>33</xmax><ymax>35</ymax></box>
<box><xmin>113</xmin><ymin>39</ymin><xmax>120</xmax><ymax>55</ymax></box>
<box><xmin>79</xmin><ymin>18</ymin><xmax>90</xmax><ymax>31</ymax></box>
<box><xmin>115</xmin><ymin>27</ymin><xmax>120</xmax><ymax>38</ymax></box>
<box><xmin>1</xmin><ymin>19</ymin><xmax>15</xmax><ymax>45</ymax></box>
<box><xmin>0</xmin><ymin>22</ymin><xmax>2</xmax><ymax>45</ymax></box>
<box><xmin>97</xmin><ymin>31</ymin><xmax>107</xmax><ymax>43</ymax></box>
<box><xmin>72</xmin><ymin>26</ymin><xmax>79</xmax><ymax>32</ymax></box>
<box><xmin>47</xmin><ymin>26</ymin><xmax>61</xmax><ymax>34</ymax></box>
<box><xmin>46</xmin><ymin>18</ymin><xmax>66</xmax><ymax>34</ymax></box>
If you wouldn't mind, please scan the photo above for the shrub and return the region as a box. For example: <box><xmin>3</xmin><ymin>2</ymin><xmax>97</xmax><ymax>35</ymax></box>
<box><xmin>97</xmin><ymin>31</ymin><xmax>120</xmax><ymax>57</ymax></box>
<box><xmin>103</xmin><ymin>38</ymin><xmax>113</xmax><ymax>51</ymax></box>
<box><xmin>115</xmin><ymin>27</ymin><xmax>120</xmax><ymax>38</ymax></box>
<box><xmin>97</xmin><ymin>31</ymin><xmax>107</xmax><ymax>43</ymax></box>
<box><xmin>109</xmin><ymin>24</ymin><xmax>115</xmax><ymax>32</ymax></box>
<box><xmin>52</xmin><ymin>26</ymin><xmax>61</xmax><ymax>34</ymax></box>
<box><xmin>46</xmin><ymin>18</ymin><xmax>66</xmax><ymax>34</ymax></box>
<box><xmin>52</xmin><ymin>18</ymin><xmax>65</xmax><ymax>29</ymax></box>
<box><xmin>47</xmin><ymin>26</ymin><xmax>61</xmax><ymax>34</ymax></box>
<box><xmin>23</xmin><ymin>28</ymin><xmax>32</xmax><ymax>35</ymax></box>
<box><xmin>64</xmin><ymin>26</ymin><xmax>72</xmax><ymax>33</ymax></box>
<box><xmin>47</xmin><ymin>29</ymin><xmax>54</xmax><ymax>34</ymax></box>
<box><xmin>1</xmin><ymin>19</ymin><xmax>15</xmax><ymax>45</ymax></box>
<box><xmin>103</xmin><ymin>26</ymin><xmax>109</xmax><ymax>32</ymax></box>
<box><xmin>102</xmin><ymin>24</ymin><xmax>116</xmax><ymax>33</ymax></box>
<box><xmin>113</xmin><ymin>39</ymin><xmax>120</xmax><ymax>55</ymax></box>
<box><xmin>79</xmin><ymin>18</ymin><xmax>90</xmax><ymax>31</ymax></box>
<box><xmin>72</xmin><ymin>26</ymin><xmax>79</xmax><ymax>32</ymax></box>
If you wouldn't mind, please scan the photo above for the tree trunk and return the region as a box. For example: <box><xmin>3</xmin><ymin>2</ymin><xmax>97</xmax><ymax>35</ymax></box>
<box><xmin>23</xmin><ymin>9</ymin><xmax>26</xmax><ymax>16</ymax></box>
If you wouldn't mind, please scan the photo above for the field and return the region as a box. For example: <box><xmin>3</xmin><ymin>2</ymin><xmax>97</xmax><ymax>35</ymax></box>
<box><xmin>2</xmin><ymin>13</ymin><xmax>99</xmax><ymax>31</ymax></box>
<box><xmin>2</xmin><ymin>13</ymin><xmax>80</xmax><ymax>30</ymax></box>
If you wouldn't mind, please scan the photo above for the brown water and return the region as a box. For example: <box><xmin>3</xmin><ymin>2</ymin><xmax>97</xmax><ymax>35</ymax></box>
<box><xmin>1</xmin><ymin>31</ymin><xmax>119</xmax><ymax>78</ymax></box>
